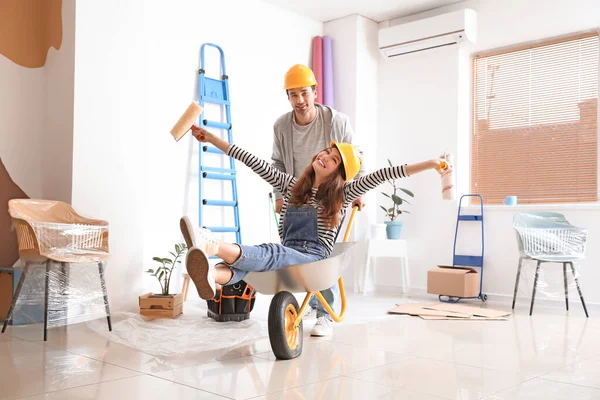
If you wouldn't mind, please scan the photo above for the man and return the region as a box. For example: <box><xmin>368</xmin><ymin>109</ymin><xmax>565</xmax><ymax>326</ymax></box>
<box><xmin>271</xmin><ymin>64</ymin><xmax>366</xmax><ymax>337</ymax></box>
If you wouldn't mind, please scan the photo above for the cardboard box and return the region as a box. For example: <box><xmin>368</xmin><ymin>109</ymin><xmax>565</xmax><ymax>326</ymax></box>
<box><xmin>427</xmin><ymin>265</ymin><xmax>479</xmax><ymax>297</ymax></box>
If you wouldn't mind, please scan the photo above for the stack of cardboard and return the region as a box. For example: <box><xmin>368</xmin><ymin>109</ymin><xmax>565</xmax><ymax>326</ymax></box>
<box><xmin>388</xmin><ymin>303</ymin><xmax>510</xmax><ymax>320</ymax></box>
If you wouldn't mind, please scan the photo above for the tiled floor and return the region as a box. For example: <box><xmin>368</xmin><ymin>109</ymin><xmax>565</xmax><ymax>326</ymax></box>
<box><xmin>1</xmin><ymin>292</ymin><xmax>599</xmax><ymax>400</ymax></box>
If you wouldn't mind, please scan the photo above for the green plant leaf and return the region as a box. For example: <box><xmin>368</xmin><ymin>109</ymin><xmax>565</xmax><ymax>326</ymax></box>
<box><xmin>387</xmin><ymin>159</ymin><xmax>393</xmax><ymax>167</ymax></box>
<box><xmin>152</xmin><ymin>257</ymin><xmax>162</xmax><ymax>262</ymax></box>
<box><xmin>381</xmin><ymin>192</ymin><xmax>391</xmax><ymax>198</ymax></box>
<box><xmin>169</xmin><ymin>251</ymin><xmax>177</xmax><ymax>258</ymax></box>
<box><xmin>380</xmin><ymin>206</ymin><xmax>388</xmax><ymax>213</ymax></box>
<box><xmin>400</xmin><ymin>188</ymin><xmax>414</xmax><ymax>197</ymax></box>
<box><xmin>392</xmin><ymin>194</ymin><xmax>403</xmax><ymax>205</ymax></box>
<box><xmin>158</xmin><ymin>271</ymin><xmax>164</xmax><ymax>280</ymax></box>
<box><xmin>145</xmin><ymin>269</ymin><xmax>154</xmax><ymax>273</ymax></box>
<box><xmin>175</xmin><ymin>244</ymin><xmax>181</xmax><ymax>253</ymax></box>
<box><xmin>401</xmin><ymin>210</ymin><xmax>411</xmax><ymax>214</ymax></box>
<box><xmin>388</xmin><ymin>207</ymin><xmax>394</xmax><ymax>213</ymax></box>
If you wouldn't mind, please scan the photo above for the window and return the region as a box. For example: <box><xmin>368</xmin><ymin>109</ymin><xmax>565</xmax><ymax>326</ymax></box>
<box><xmin>471</xmin><ymin>31</ymin><xmax>599</xmax><ymax>204</ymax></box>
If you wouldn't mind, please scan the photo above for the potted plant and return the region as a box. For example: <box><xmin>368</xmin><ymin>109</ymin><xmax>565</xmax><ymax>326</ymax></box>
<box><xmin>380</xmin><ymin>159</ymin><xmax>414</xmax><ymax>239</ymax></box>
<box><xmin>139</xmin><ymin>242</ymin><xmax>187</xmax><ymax>319</ymax></box>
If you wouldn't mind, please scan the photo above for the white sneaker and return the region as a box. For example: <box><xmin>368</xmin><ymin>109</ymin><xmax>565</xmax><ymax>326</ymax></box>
<box><xmin>304</xmin><ymin>307</ymin><xmax>316</xmax><ymax>318</ymax></box>
<box><xmin>180</xmin><ymin>216</ymin><xmax>220</xmax><ymax>256</ymax></box>
<box><xmin>186</xmin><ymin>246</ymin><xmax>216</xmax><ymax>300</ymax></box>
<box><xmin>310</xmin><ymin>316</ymin><xmax>333</xmax><ymax>337</ymax></box>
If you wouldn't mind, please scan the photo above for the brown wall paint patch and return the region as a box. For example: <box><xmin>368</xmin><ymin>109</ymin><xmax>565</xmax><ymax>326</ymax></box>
<box><xmin>0</xmin><ymin>0</ymin><xmax>63</xmax><ymax>68</ymax></box>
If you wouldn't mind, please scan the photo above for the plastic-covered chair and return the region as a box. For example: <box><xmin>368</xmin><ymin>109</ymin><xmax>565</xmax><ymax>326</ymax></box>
<box><xmin>1</xmin><ymin>199</ymin><xmax>113</xmax><ymax>340</ymax></box>
<box><xmin>512</xmin><ymin>212</ymin><xmax>588</xmax><ymax>317</ymax></box>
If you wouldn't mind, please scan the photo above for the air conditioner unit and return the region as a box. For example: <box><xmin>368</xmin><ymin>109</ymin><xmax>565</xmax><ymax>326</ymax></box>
<box><xmin>379</xmin><ymin>9</ymin><xmax>477</xmax><ymax>58</ymax></box>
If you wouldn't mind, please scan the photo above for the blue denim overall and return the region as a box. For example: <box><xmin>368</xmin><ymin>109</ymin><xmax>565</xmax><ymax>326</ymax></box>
<box><xmin>222</xmin><ymin>205</ymin><xmax>335</xmax><ymax>320</ymax></box>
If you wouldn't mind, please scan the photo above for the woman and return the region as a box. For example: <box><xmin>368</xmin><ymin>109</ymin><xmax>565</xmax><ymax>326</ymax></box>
<box><xmin>181</xmin><ymin>126</ymin><xmax>446</xmax><ymax>302</ymax></box>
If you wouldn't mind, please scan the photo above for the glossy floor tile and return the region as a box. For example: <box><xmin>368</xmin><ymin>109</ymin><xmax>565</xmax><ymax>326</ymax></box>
<box><xmin>21</xmin><ymin>375</ymin><xmax>227</xmax><ymax>400</ymax></box>
<box><xmin>542</xmin><ymin>353</ymin><xmax>600</xmax><ymax>390</ymax></box>
<box><xmin>251</xmin><ymin>376</ymin><xmax>447</xmax><ymax>400</ymax></box>
<box><xmin>153</xmin><ymin>354</ymin><xmax>340</xmax><ymax>400</ymax></box>
<box><xmin>484</xmin><ymin>378</ymin><xmax>600</xmax><ymax>399</ymax></box>
<box><xmin>348</xmin><ymin>354</ymin><xmax>524</xmax><ymax>399</ymax></box>
<box><xmin>253</xmin><ymin>340</ymin><xmax>406</xmax><ymax>375</ymax></box>
<box><xmin>0</xmin><ymin>293</ymin><xmax>598</xmax><ymax>400</ymax></box>
<box><xmin>0</xmin><ymin>341</ymin><xmax>140</xmax><ymax>399</ymax></box>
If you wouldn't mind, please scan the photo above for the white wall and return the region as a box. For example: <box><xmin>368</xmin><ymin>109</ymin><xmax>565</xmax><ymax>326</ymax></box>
<box><xmin>43</xmin><ymin>0</ymin><xmax>75</xmax><ymax>203</ymax></box>
<box><xmin>376</xmin><ymin>0</ymin><xmax>600</xmax><ymax>305</ymax></box>
<box><xmin>0</xmin><ymin>0</ymin><xmax>75</xmax><ymax>202</ymax></box>
<box><xmin>324</xmin><ymin>15</ymin><xmax>379</xmax><ymax>290</ymax></box>
<box><xmin>0</xmin><ymin>57</ymin><xmax>44</xmax><ymax>198</ymax></box>
<box><xmin>72</xmin><ymin>0</ymin><xmax>323</xmax><ymax>310</ymax></box>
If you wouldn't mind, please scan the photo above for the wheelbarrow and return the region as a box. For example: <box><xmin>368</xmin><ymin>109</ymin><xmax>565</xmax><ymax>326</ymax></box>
<box><xmin>244</xmin><ymin>206</ymin><xmax>358</xmax><ymax>360</ymax></box>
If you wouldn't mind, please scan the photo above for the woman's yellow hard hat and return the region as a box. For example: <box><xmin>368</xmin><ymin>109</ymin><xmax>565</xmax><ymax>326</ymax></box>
<box><xmin>284</xmin><ymin>64</ymin><xmax>318</xmax><ymax>90</ymax></box>
<box><xmin>330</xmin><ymin>140</ymin><xmax>361</xmax><ymax>182</ymax></box>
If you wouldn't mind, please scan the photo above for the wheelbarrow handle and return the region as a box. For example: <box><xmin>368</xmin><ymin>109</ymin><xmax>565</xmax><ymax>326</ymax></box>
<box><xmin>342</xmin><ymin>205</ymin><xmax>360</xmax><ymax>243</ymax></box>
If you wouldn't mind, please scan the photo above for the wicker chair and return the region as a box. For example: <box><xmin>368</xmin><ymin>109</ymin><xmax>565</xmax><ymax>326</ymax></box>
<box><xmin>2</xmin><ymin>199</ymin><xmax>112</xmax><ymax>340</ymax></box>
<box><xmin>512</xmin><ymin>212</ymin><xmax>589</xmax><ymax>317</ymax></box>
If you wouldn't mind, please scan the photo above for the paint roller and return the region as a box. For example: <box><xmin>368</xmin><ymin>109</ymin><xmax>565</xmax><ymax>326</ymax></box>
<box><xmin>170</xmin><ymin>101</ymin><xmax>203</xmax><ymax>141</ymax></box>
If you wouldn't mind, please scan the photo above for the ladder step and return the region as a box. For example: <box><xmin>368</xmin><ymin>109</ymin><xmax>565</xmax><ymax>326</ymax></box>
<box><xmin>458</xmin><ymin>215</ymin><xmax>482</xmax><ymax>221</ymax></box>
<box><xmin>201</xmin><ymin>166</ymin><xmax>235</xmax><ymax>174</ymax></box>
<box><xmin>203</xmin><ymin>120</ymin><xmax>231</xmax><ymax>130</ymax></box>
<box><xmin>454</xmin><ymin>255</ymin><xmax>483</xmax><ymax>267</ymax></box>
<box><xmin>204</xmin><ymin>226</ymin><xmax>239</xmax><ymax>233</ymax></box>
<box><xmin>203</xmin><ymin>172</ymin><xmax>235</xmax><ymax>181</ymax></box>
<box><xmin>203</xmin><ymin>145</ymin><xmax>225</xmax><ymax>155</ymax></box>
<box><xmin>203</xmin><ymin>199</ymin><xmax>237</xmax><ymax>206</ymax></box>
<box><xmin>200</xmin><ymin>97</ymin><xmax>230</xmax><ymax>106</ymax></box>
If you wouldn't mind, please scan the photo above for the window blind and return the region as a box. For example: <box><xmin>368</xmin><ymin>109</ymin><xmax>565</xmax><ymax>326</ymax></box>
<box><xmin>471</xmin><ymin>31</ymin><xmax>599</xmax><ymax>204</ymax></box>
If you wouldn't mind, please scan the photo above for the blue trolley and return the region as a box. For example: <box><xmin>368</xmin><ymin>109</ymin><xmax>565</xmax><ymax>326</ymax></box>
<box><xmin>440</xmin><ymin>194</ymin><xmax>487</xmax><ymax>303</ymax></box>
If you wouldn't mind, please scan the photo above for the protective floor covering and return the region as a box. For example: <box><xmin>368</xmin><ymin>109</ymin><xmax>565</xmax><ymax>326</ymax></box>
<box><xmin>86</xmin><ymin>300</ymin><xmax>267</xmax><ymax>357</ymax></box>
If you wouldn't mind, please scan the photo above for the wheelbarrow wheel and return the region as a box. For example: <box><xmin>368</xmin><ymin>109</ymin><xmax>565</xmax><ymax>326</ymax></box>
<box><xmin>268</xmin><ymin>291</ymin><xmax>303</xmax><ymax>360</ymax></box>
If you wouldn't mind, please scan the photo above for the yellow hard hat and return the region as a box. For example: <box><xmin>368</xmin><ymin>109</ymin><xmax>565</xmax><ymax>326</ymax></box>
<box><xmin>330</xmin><ymin>140</ymin><xmax>361</xmax><ymax>182</ymax></box>
<box><xmin>284</xmin><ymin>64</ymin><xmax>318</xmax><ymax>90</ymax></box>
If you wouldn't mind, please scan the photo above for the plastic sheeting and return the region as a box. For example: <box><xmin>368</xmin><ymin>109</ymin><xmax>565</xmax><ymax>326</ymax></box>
<box><xmin>86</xmin><ymin>301</ymin><xmax>267</xmax><ymax>357</ymax></box>
<box><xmin>9</xmin><ymin>199</ymin><xmax>109</xmax><ymax>263</ymax></box>
<box><xmin>513</xmin><ymin>213</ymin><xmax>587</xmax><ymax>261</ymax></box>
<box><xmin>514</xmin><ymin>260</ymin><xmax>585</xmax><ymax>303</ymax></box>
<box><xmin>9</xmin><ymin>260</ymin><xmax>109</xmax><ymax>328</ymax></box>
<box><xmin>512</xmin><ymin>212</ymin><xmax>588</xmax><ymax>301</ymax></box>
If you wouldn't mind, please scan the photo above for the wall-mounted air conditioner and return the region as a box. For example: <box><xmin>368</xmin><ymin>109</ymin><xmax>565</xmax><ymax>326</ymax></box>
<box><xmin>379</xmin><ymin>8</ymin><xmax>477</xmax><ymax>58</ymax></box>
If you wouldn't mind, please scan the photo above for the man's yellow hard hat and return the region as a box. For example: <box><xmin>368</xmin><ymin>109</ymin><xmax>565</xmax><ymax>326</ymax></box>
<box><xmin>284</xmin><ymin>64</ymin><xmax>318</xmax><ymax>90</ymax></box>
<box><xmin>330</xmin><ymin>140</ymin><xmax>361</xmax><ymax>182</ymax></box>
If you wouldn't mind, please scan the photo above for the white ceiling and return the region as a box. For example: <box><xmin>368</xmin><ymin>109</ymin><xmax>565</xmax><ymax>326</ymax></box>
<box><xmin>262</xmin><ymin>0</ymin><xmax>463</xmax><ymax>23</ymax></box>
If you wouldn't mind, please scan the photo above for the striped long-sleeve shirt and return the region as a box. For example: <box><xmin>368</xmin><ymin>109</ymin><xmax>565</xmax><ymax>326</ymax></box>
<box><xmin>228</xmin><ymin>144</ymin><xmax>408</xmax><ymax>255</ymax></box>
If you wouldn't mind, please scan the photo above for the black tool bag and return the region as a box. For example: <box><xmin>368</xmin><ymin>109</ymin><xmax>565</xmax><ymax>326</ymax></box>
<box><xmin>206</xmin><ymin>280</ymin><xmax>256</xmax><ymax>322</ymax></box>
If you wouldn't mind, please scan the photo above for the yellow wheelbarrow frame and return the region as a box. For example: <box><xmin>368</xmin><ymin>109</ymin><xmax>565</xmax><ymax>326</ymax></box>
<box><xmin>245</xmin><ymin>206</ymin><xmax>358</xmax><ymax>359</ymax></box>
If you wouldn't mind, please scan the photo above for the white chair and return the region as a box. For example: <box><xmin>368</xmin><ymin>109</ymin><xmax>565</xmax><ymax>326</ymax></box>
<box><xmin>2</xmin><ymin>199</ymin><xmax>113</xmax><ymax>340</ymax></box>
<box><xmin>512</xmin><ymin>212</ymin><xmax>588</xmax><ymax>317</ymax></box>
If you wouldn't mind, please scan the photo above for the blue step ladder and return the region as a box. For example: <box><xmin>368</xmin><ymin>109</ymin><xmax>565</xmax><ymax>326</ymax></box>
<box><xmin>440</xmin><ymin>194</ymin><xmax>486</xmax><ymax>303</ymax></box>
<box><xmin>197</xmin><ymin>43</ymin><xmax>242</xmax><ymax>245</ymax></box>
